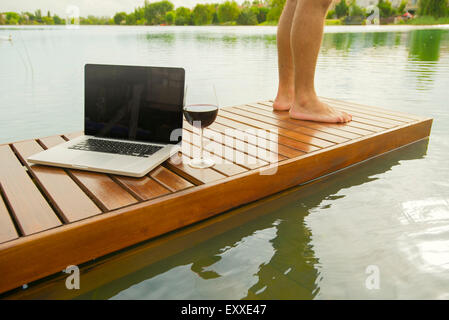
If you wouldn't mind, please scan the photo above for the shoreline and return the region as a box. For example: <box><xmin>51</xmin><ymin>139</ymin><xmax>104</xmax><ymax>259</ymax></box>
<box><xmin>1</xmin><ymin>24</ymin><xmax>449</xmax><ymax>33</ymax></box>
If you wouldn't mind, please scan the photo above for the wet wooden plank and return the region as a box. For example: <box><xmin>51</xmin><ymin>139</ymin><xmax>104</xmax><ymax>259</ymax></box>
<box><xmin>0</xmin><ymin>190</ymin><xmax>19</xmax><ymax>243</ymax></box>
<box><xmin>0</xmin><ymin>145</ymin><xmax>61</xmax><ymax>235</ymax></box>
<box><xmin>38</xmin><ymin>135</ymin><xmax>138</xmax><ymax>212</ymax></box>
<box><xmin>219</xmin><ymin>109</ymin><xmax>335</xmax><ymax>148</ymax></box>
<box><xmin>12</xmin><ymin>140</ymin><xmax>102</xmax><ymax>222</ymax></box>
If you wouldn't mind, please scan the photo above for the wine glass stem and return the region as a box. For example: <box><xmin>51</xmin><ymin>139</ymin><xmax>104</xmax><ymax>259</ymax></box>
<box><xmin>200</xmin><ymin>127</ymin><xmax>204</xmax><ymax>160</ymax></box>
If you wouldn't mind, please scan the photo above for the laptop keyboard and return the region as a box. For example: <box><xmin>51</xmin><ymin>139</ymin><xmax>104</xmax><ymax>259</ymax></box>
<box><xmin>69</xmin><ymin>139</ymin><xmax>163</xmax><ymax>158</ymax></box>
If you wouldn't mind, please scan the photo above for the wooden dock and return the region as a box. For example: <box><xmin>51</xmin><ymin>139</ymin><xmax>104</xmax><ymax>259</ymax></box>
<box><xmin>0</xmin><ymin>98</ymin><xmax>432</xmax><ymax>294</ymax></box>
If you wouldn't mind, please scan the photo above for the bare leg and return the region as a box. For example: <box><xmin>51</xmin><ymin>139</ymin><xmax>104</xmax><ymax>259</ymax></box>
<box><xmin>289</xmin><ymin>0</ymin><xmax>352</xmax><ymax>123</ymax></box>
<box><xmin>273</xmin><ymin>0</ymin><xmax>297</xmax><ymax>111</ymax></box>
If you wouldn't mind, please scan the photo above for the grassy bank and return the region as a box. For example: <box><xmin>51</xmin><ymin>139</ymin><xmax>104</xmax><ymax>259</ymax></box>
<box><xmin>406</xmin><ymin>16</ymin><xmax>449</xmax><ymax>25</ymax></box>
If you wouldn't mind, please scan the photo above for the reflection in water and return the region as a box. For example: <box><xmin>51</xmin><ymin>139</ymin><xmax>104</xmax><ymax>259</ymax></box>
<box><xmin>409</xmin><ymin>30</ymin><xmax>443</xmax><ymax>62</ymax></box>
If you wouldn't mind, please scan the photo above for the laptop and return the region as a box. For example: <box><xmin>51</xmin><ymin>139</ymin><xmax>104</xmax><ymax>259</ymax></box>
<box><xmin>28</xmin><ymin>64</ymin><xmax>185</xmax><ymax>177</ymax></box>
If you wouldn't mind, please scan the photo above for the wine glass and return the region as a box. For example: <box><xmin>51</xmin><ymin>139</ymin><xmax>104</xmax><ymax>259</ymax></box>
<box><xmin>183</xmin><ymin>83</ymin><xmax>219</xmax><ymax>169</ymax></box>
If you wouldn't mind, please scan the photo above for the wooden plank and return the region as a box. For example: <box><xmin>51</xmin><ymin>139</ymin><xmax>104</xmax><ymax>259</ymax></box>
<box><xmin>0</xmin><ymin>145</ymin><xmax>61</xmax><ymax>235</ymax></box>
<box><xmin>181</xmin><ymin>134</ymin><xmax>249</xmax><ymax>176</ymax></box>
<box><xmin>184</xmin><ymin>121</ymin><xmax>287</xmax><ymax>163</ymax></box>
<box><xmin>149</xmin><ymin>166</ymin><xmax>194</xmax><ymax>192</ymax></box>
<box><xmin>226</xmin><ymin>106</ymin><xmax>349</xmax><ymax>144</ymax></box>
<box><xmin>12</xmin><ymin>140</ymin><xmax>102</xmax><ymax>222</ymax></box>
<box><xmin>257</xmin><ymin>101</ymin><xmax>385</xmax><ymax>133</ymax></box>
<box><xmin>184</xmin><ymin>124</ymin><xmax>281</xmax><ymax>164</ymax></box>
<box><xmin>0</xmin><ymin>189</ymin><xmax>19</xmax><ymax>243</ymax></box>
<box><xmin>214</xmin><ymin>115</ymin><xmax>321</xmax><ymax>153</ymax></box>
<box><xmin>219</xmin><ymin>109</ymin><xmax>335</xmax><ymax>148</ymax></box>
<box><xmin>207</xmin><ymin>121</ymin><xmax>306</xmax><ymax>159</ymax></box>
<box><xmin>320</xmin><ymin>97</ymin><xmax>423</xmax><ymax>121</ymax></box>
<box><xmin>165</xmin><ymin>156</ymin><xmax>226</xmax><ymax>185</ymax></box>
<box><xmin>0</xmin><ymin>118</ymin><xmax>432</xmax><ymax>294</ymax></box>
<box><xmin>39</xmin><ymin>135</ymin><xmax>139</xmax><ymax>212</ymax></box>
<box><xmin>114</xmin><ymin>176</ymin><xmax>170</xmax><ymax>201</ymax></box>
<box><xmin>244</xmin><ymin>103</ymin><xmax>363</xmax><ymax>140</ymax></box>
<box><xmin>182</xmin><ymin>129</ymin><xmax>268</xmax><ymax>171</ymax></box>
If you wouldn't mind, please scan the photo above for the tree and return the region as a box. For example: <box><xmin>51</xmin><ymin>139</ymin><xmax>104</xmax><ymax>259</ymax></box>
<box><xmin>42</xmin><ymin>16</ymin><xmax>54</xmax><ymax>24</ymax></box>
<box><xmin>267</xmin><ymin>0</ymin><xmax>285</xmax><ymax>21</ymax></box>
<box><xmin>144</xmin><ymin>0</ymin><xmax>174</xmax><ymax>25</ymax></box>
<box><xmin>53</xmin><ymin>14</ymin><xmax>64</xmax><ymax>25</ymax></box>
<box><xmin>237</xmin><ymin>7</ymin><xmax>258</xmax><ymax>25</ymax></box>
<box><xmin>377</xmin><ymin>0</ymin><xmax>395</xmax><ymax>18</ymax></box>
<box><xmin>418</xmin><ymin>0</ymin><xmax>449</xmax><ymax>18</ymax></box>
<box><xmin>114</xmin><ymin>12</ymin><xmax>127</xmax><ymax>24</ymax></box>
<box><xmin>335</xmin><ymin>0</ymin><xmax>349</xmax><ymax>18</ymax></box>
<box><xmin>349</xmin><ymin>0</ymin><xmax>365</xmax><ymax>17</ymax></box>
<box><xmin>192</xmin><ymin>4</ymin><xmax>215</xmax><ymax>25</ymax></box>
<box><xmin>256</xmin><ymin>6</ymin><xmax>269</xmax><ymax>23</ymax></box>
<box><xmin>165</xmin><ymin>11</ymin><xmax>175</xmax><ymax>24</ymax></box>
<box><xmin>217</xmin><ymin>1</ymin><xmax>240</xmax><ymax>23</ymax></box>
<box><xmin>175</xmin><ymin>7</ymin><xmax>191</xmax><ymax>25</ymax></box>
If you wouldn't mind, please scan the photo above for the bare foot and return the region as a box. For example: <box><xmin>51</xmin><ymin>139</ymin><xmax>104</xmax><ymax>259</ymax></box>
<box><xmin>289</xmin><ymin>98</ymin><xmax>352</xmax><ymax>123</ymax></box>
<box><xmin>273</xmin><ymin>89</ymin><xmax>294</xmax><ymax>111</ymax></box>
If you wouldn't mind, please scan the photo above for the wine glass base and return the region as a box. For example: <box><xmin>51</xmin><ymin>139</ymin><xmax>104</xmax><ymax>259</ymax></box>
<box><xmin>188</xmin><ymin>158</ymin><xmax>215</xmax><ymax>169</ymax></box>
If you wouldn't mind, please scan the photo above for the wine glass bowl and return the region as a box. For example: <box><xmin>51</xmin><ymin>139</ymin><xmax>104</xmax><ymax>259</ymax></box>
<box><xmin>183</xmin><ymin>85</ymin><xmax>219</xmax><ymax>169</ymax></box>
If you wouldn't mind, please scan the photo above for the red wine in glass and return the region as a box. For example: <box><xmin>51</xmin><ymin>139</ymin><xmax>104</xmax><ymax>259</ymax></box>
<box><xmin>183</xmin><ymin>104</ymin><xmax>218</xmax><ymax>128</ymax></box>
<box><xmin>183</xmin><ymin>104</ymin><xmax>218</xmax><ymax>168</ymax></box>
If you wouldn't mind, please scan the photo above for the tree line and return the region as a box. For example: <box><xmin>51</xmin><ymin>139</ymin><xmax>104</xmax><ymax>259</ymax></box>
<box><xmin>1</xmin><ymin>0</ymin><xmax>448</xmax><ymax>26</ymax></box>
<box><xmin>0</xmin><ymin>1</ymin><xmax>282</xmax><ymax>26</ymax></box>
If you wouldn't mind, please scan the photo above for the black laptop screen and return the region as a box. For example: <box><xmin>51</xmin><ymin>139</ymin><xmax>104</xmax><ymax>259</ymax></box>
<box><xmin>84</xmin><ymin>64</ymin><xmax>184</xmax><ymax>144</ymax></box>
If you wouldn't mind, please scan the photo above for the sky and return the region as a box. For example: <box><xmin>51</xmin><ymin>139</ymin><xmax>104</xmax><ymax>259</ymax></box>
<box><xmin>1</xmin><ymin>0</ymin><xmax>247</xmax><ymax>17</ymax></box>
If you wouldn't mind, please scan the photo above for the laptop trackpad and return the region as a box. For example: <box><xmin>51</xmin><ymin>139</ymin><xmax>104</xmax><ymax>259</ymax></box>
<box><xmin>71</xmin><ymin>153</ymin><xmax>114</xmax><ymax>167</ymax></box>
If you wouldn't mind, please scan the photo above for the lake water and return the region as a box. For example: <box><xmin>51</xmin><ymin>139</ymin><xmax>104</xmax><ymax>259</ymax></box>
<box><xmin>1</xmin><ymin>25</ymin><xmax>449</xmax><ymax>299</ymax></box>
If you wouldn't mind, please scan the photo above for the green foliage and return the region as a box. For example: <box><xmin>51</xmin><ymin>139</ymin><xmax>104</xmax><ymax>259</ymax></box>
<box><xmin>53</xmin><ymin>15</ymin><xmax>64</xmax><ymax>25</ymax></box>
<box><xmin>335</xmin><ymin>0</ymin><xmax>349</xmax><ymax>18</ymax></box>
<box><xmin>377</xmin><ymin>0</ymin><xmax>395</xmax><ymax>18</ymax></box>
<box><xmin>114</xmin><ymin>12</ymin><xmax>127</xmax><ymax>25</ymax></box>
<box><xmin>397</xmin><ymin>0</ymin><xmax>408</xmax><ymax>14</ymax></box>
<box><xmin>256</xmin><ymin>6</ymin><xmax>269</xmax><ymax>23</ymax></box>
<box><xmin>266</xmin><ymin>0</ymin><xmax>285</xmax><ymax>21</ymax></box>
<box><xmin>418</xmin><ymin>0</ymin><xmax>449</xmax><ymax>18</ymax></box>
<box><xmin>42</xmin><ymin>16</ymin><xmax>54</xmax><ymax>25</ymax></box>
<box><xmin>165</xmin><ymin>11</ymin><xmax>176</xmax><ymax>25</ymax></box>
<box><xmin>192</xmin><ymin>4</ymin><xmax>215</xmax><ymax>25</ymax></box>
<box><xmin>326</xmin><ymin>9</ymin><xmax>336</xmax><ymax>19</ymax></box>
<box><xmin>349</xmin><ymin>0</ymin><xmax>365</xmax><ymax>17</ymax></box>
<box><xmin>406</xmin><ymin>15</ymin><xmax>449</xmax><ymax>24</ymax></box>
<box><xmin>325</xmin><ymin>19</ymin><xmax>342</xmax><ymax>25</ymax></box>
<box><xmin>144</xmin><ymin>0</ymin><xmax>174</xmax><ymax>25</ymax></box>
<box><xmin>237</xmin><ymin>7</ymin><xmax>258</xmax><ymax>25</ymax></box>
<box><xmin>217</xmin><ymin>1</ymin><xmax>240</xmax><ymax>23</ymax></box>
<box><xmin>175</xmin><ymin>7</ymin><xmax>191</xmax><ymax>25</ymax></box>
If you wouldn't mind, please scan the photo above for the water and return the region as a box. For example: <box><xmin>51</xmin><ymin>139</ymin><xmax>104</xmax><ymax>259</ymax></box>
<box><xmin>1</xmin><ymin>25</ymin><xmax>449</xmax><ymax>299</ymax></box>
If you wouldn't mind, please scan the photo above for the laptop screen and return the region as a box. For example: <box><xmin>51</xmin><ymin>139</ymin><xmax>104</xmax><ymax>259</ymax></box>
<box><xmin>84</xmin><ymin>64</ymin><xmax>184</xmax><ymax>145</ymax></box>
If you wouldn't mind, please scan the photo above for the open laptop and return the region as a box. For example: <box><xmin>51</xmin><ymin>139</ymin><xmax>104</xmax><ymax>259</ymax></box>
<box><xmin>28</xmin><ymin>64</ymin><xmax>185</xmax><ymax>177</ymax></box>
